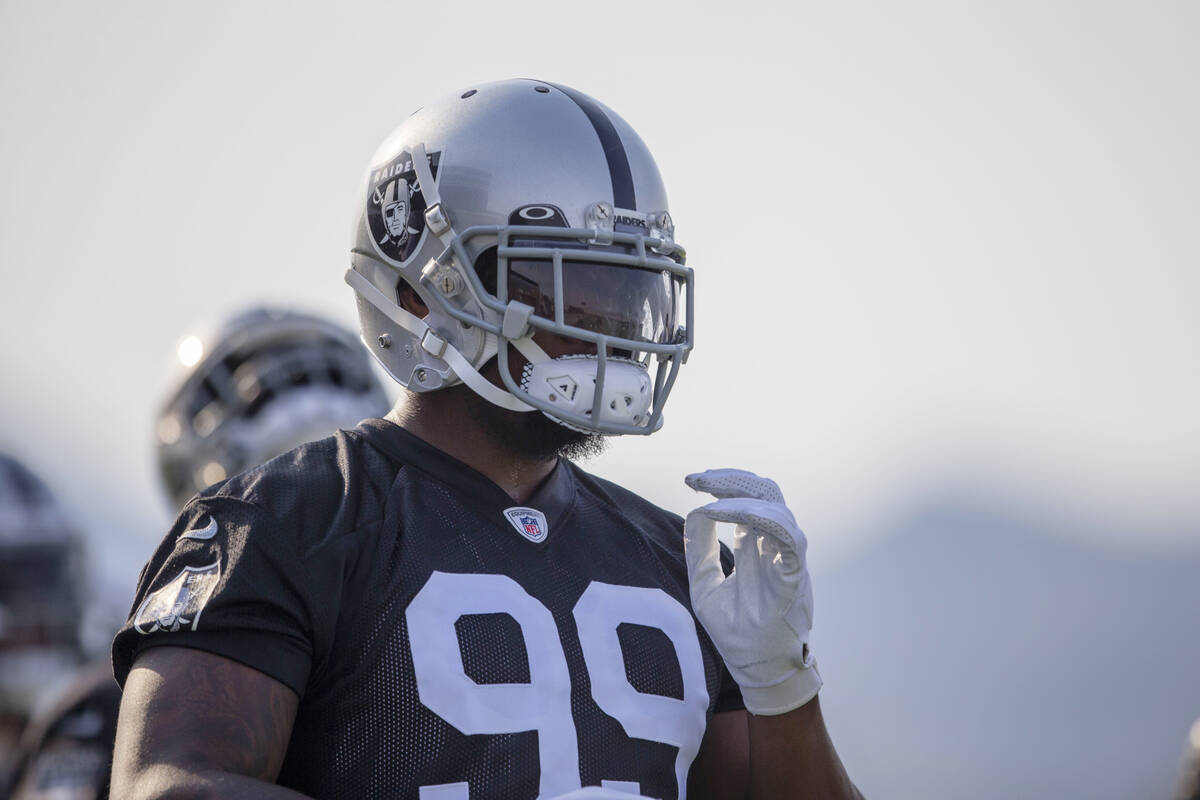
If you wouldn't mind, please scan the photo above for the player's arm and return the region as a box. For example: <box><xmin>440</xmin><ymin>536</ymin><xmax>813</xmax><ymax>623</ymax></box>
<box><xmin>747</xmin><ymin>697</ymin><xmax>862</xmax><ymax>799</ymax></box>
<box><xmin>111</xmin><ymin>646</ymin><xmax>312</xmax><ymax>800</ymax></box>
<box><xmin>689</xmin><ymin>702</ymin><xmax>860</xmax><ymax>800</ymax></box>
<box><xmin>687</xmin><ymin>709</ymin><xmax>748</xmax><ymax>799</ymax></box>
<box><xmin>684</xmin><ymin>469</ymin><xmax>863</xmax><ymax>800</ymax></box>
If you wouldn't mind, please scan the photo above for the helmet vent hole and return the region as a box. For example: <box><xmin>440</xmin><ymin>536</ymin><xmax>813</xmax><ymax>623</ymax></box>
<box><xmin>461</xmin><ymin>89</ymin><xmax>477</xmax><ymax>99</ymax></box>
<box><xmin>534</xmin><ymin>86</ymin><xmax>550</xmax><ymax>94</ymax></box>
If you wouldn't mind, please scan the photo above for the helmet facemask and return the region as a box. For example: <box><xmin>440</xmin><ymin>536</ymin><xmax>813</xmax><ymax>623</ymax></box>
<box><xmin>435</xmin><ymin>218</ymin><xmax>692</xmax><ymax>434</ymax></box>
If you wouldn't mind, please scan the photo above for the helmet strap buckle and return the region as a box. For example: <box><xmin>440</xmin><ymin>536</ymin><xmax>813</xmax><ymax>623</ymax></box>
<box><xmin>424</xmin><ymin>203</ymin><xmax>450</xmax><ymax>237</ymax></box>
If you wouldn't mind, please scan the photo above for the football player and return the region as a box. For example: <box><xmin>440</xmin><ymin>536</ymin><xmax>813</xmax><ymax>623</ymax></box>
<box><xmin>110</xmin><ymin>80</ymin><xmax>862</xmax><ymax>799</ymax></box>
<box><xmin>155</xmin><ymin>306</ymin><xmax>391</xmax><ymax>510</ymax></box>
<box><xmin>0</xmin><ymin>454</ymin><xmax>90</xmax><ymax>794</ymax></box>
<box><xmin>5</xmin><ymin>308</ymin><xmax>389</xmax><ymax>800</ymax></box>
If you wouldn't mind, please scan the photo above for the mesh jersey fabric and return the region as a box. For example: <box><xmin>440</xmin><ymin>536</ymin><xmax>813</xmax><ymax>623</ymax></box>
<box><xmin>113</xmin><ymin>419</ymin><xmax>743</xmax><ymax>800</ymax></box>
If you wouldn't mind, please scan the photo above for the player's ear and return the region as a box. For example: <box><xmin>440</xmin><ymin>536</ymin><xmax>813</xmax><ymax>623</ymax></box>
<box><xmin>398</xmin><ymin>285</ymin><xmax>429</xmax><ymax>318</ymax></box>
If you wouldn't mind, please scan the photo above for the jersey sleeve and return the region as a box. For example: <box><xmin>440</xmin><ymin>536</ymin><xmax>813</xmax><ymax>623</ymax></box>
<box><xmin>112</xmin><ymin>495</ymin><xmax>333</xmax><ymax>696</ymax></box>
<box><xmin>711</xmin><ymin>540</ymin><xmax>745</xmax><ymax>713</ymax></box>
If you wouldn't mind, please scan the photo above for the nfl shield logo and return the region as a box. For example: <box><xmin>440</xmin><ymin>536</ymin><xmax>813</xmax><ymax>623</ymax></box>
<box><xmin>502</xmin><ymin>507</ymin><xmax>549</xmax><ymax>544</ymax></box>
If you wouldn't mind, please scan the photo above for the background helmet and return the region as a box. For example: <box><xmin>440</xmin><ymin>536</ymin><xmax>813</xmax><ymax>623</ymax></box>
<box><xmin>155</xmin><ymin>307</ymin><xmax>390</xmax><ymax>509</ymax></box>
<box><xmin>1176</xmin><ymin>718</ymin><xmax>1200</xmax><ymax>800</ymax></box>
<box><xmin>346</xmin><ymin>79</ymin><xmax>693</xmax><ymax>436</ymax></box>
<box><xmin>0</xmin><ymin>454</ymin><xmax>83</xmax><ymax>717</ymax></box>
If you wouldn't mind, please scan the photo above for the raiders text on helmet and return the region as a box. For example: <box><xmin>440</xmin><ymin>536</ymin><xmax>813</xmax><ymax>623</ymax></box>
<box><xmin>345</xmin><ymin>79</ymin><xmax>693</xmax><ymax>435</ymax></box>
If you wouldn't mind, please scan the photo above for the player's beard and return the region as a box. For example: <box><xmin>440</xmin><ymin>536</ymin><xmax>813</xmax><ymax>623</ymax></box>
<box><xmin>466</xmin><ymin>386</ymin><xmax>607</xmax><ymax>463</ymax></box>
<box><xmin>455</xmin><ymin>353</ymin><xmax>605</xmax><ymax>462</ymax></box>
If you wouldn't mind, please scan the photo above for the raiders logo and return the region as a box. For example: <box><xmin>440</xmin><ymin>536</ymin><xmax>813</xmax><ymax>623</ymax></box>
<box><xmin>133</xmin><ymin>561</ymin><xmax>221</xmax><ymax>635</ymax></box>
<box><xmin>366</xmin><ymin>149</ymin><xmax>442</xmax><ymax>264</ymax></box>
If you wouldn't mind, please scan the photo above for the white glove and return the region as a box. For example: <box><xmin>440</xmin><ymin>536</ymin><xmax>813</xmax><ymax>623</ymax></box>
<box><xmin>683</xmin><ymin>468</ymin><xmax>822</xmax><ymax>715</ymax></box>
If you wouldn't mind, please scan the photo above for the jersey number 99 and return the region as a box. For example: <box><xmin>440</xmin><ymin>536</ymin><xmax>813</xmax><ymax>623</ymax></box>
<box><xmin>406</xmin><ymin>571</ymin><xmax>710</xmax><ymax>800</ymax></box>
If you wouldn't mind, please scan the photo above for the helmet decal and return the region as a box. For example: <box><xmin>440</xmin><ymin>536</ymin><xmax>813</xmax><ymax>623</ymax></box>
<box><xmin>508</xmin><ymin>204</ymin><xmax>570</xmax><ymax>227</ymax></box>
<box><xmin>548</xmin><ymin>82</ymin><xmax>636</xmax><ymax>209</ymax></box>
<box><xmin>366</xmin><ymin>150</ymin><xmax>441</xmax><ymax>264</ymax></box>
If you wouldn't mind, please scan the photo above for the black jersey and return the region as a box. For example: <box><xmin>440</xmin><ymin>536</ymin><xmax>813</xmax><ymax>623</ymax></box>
<box><xmin>113</xmin><ymin>419</ymin><xmax>742</xmax><ymax>800</ymax></box>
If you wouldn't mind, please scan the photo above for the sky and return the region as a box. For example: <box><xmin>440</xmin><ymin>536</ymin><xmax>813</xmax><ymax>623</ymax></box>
<box><xmin>1</xmin><ymin>1</ymin><xmax>1198</xmax><ymax>796</ymax></box>
<box><xmin>0</xmin><ymin>0</ymin><xmax>1196</xmax><ymax>566</ymax></box>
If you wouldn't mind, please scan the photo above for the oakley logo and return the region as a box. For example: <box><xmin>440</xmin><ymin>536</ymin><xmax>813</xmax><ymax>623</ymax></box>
<box><xmin>509</xmin><ymin>204</ymin><xmax>569</xmax><ymax>228</ymax></box>
<box><xmin>517</xmin><ymin>206</ymin><xmax>556</xmax><ymax>220</ymax></box>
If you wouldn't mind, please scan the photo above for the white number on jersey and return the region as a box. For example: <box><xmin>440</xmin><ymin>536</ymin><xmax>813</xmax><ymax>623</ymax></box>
<box><xmin>405</xmin><ymin>571</ymin><xmax>710</xmax><ymax>799</ymax></box>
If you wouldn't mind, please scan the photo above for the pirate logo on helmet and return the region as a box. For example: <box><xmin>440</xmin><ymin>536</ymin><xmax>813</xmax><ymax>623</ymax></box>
<box><xmin>366</xmin><ymin>149</ymin><xmax>441</xmax><ymax>264</ymax></box>
<box><xmin>382</xmin><ymin>179</ymin><xmax>412</xmax><ymax>241</ymax></box>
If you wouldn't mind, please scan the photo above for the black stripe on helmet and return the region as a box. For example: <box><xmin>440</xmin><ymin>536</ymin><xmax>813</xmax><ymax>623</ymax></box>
<box><xmin>545</xmin><ymin>82</ymin><xmax>636</xmax><ymax>210</ymax></box>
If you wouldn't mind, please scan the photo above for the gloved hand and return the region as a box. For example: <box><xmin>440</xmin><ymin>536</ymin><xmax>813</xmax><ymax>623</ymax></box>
<box><xmin>683</xmin><ymin>468</ymin><xmax>821</xmax><ymax>715</ymax></box>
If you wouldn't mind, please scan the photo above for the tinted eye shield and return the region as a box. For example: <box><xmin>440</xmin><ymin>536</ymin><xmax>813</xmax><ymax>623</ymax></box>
<box><xmin>424</xmin><ymin>223</ymin><xmax>694</xmax><ymax>434</ymax></box>
<box><xmin>487</xmin><ymin>255</ymin><xmax>684</xmax><ymax>353</ymax></box>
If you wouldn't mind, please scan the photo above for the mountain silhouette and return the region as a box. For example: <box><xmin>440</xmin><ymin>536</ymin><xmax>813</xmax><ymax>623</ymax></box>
<box><xmin>813</xmin><ymin>489</ymin><xmax>1200</xmax><ymax>800</ymax></box>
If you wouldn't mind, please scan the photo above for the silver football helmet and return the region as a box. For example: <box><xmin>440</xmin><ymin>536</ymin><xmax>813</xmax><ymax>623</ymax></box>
<box><xmin>346</xmin><ymin>79</ymin><xmax>693</xmax><ymax>435</ymax></box>
<box><xmin>155</xmin><ymin>307</ymin><xmax>391</xmax><ymax>509</ymax></box>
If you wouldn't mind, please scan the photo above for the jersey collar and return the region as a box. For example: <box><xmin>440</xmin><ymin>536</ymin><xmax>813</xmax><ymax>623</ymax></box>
<box><xmin>354</xmin><ymin>418</ymin><xmax>578</xmax><ymax>532</ymax></box>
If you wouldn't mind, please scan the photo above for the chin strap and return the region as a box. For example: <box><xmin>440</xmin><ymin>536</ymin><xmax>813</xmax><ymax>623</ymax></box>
<box><xmin>351</xmin><ymin>142</ymin><xmax>554</xmax><ymax>414</ymax></box>
<box><xmin>509</xmin><ymin>332</ymin><xmax>551</xmax><ymax>365</ymax></box>
<box><xmin>410</xmin><ymin>143</ymin><xmax>453</xmax><ymax>246</ymax></box>
<box><xmin>345</xmin><ymin>268</ymin><xmax>539</xmax><ymax>412</ymax></box>
<box><xmin>406</xmin><ymin>142</ymin><xmax>554</xmax><ymax>376</ymax></box>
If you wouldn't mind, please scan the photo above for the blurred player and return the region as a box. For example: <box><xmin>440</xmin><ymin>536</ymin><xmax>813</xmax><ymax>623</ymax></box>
<box><xmin>5</xmin><ymin>308</ymin><xmax>389</xmax><ymax>799</ymax></box>
<box><xmin>156</xmin><ymin>306</ymin><xmax>390</xmax><ymax>510</ymax></box>
<box><xmin>111</xmin><ymin>80</ymin><xmax>861</xmax><ymax>799</ymax></box>
<box><xmin>0</xmin><ymin>454</ymin><xmax>87</xmax><ymax>794</ymax></box>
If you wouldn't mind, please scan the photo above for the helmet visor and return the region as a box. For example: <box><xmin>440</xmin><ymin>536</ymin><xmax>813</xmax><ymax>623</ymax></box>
<box><xmin>500</xmin><ymin>255</ymin><xmax>685</xmax><ymax>346</ymax></box>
